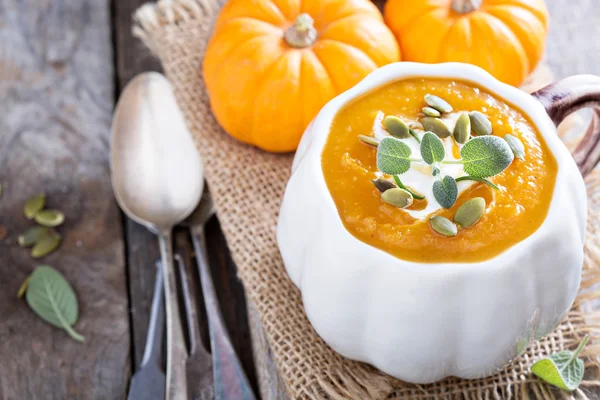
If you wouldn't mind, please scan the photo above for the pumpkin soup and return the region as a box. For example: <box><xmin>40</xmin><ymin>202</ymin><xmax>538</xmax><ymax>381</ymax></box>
<box><xmin>321</xmin><ymin>78</ymin><xmax>557</xmax><ymax>263</ymax></box>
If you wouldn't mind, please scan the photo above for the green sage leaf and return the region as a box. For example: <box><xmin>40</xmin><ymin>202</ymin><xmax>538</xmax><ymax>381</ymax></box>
<box><xmin>433</xmin><ymin>176</ymin><xmax>458</xmax><ymax>209</ymax></box>
<box><xmin>376</xmin><ymin>137</ymin><xmax>413</xmax><ymax>175</ymax></box>
<box><xmin>460</xmin><ymin>136</ymin><xmax>514</xmax><ymax>178</ymax></box>
<box><xmin>531</xmin><ymin>335</ymin><xmax>589</xmax><ymax>392</ymax></box>
<box><xmin>25</xmin><ymin>266</ymin><xmax>84</xmax><ymax>342</ymax></box>
<box><xmin>420</xmin><ymin>132</ymin><xmax>446</xmax><ymax>165</ymax></box>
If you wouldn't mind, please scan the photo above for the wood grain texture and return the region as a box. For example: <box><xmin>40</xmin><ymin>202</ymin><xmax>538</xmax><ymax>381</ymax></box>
<box><xmin>0</xmin><ymin>0</ymin><xmax>129</xmax><ymax>399</ymax></box>
<box><xmin>112</xmin><ymin>0</ymin><xmax>163</xmax><ymax>369</ymax></box>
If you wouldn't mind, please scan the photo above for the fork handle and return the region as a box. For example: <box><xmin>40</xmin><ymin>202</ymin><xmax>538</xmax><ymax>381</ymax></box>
<box><xmin>190</xmin><ymin>225</ymin><xmax>256</xmax><ymax>400</ymax></box>
<box><xmin>158</xmin><ymin>230</ymin><xmax>189</xmax><ymax>400</ymax></box>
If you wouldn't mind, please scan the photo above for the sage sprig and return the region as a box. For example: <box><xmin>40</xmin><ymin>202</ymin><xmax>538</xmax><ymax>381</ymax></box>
<box><xmin>531</xmin><ymin>335</ymin><xmax>590</xmax><ymax>392</ymax></box>
<box><xmin>21</xmin><ymin>266</ymin><xmax>84</xmax><ymax>342</ymax></box>
<box><xmin>360</xmin><ymin>97</ymin><xmax>523</xmax><ymax>223</ymax></box>
<box><xmin>393</xmin><ymin>175</ymin><xmax>425</xmax><ymax>200</ymax></box>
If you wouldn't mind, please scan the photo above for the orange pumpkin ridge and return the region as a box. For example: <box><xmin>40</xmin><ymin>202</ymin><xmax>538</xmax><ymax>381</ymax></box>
<box><xmin>203</xmin><ymin>0</ymin><xmax>401</xmax><ymax>152</ymax></box>
<box><xmin>384</xmin><ymin>0</ymin><xmax>548</xmax><ymax>87</ymax></box>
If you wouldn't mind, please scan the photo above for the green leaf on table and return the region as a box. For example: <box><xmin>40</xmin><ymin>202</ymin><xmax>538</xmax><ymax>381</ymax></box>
<box><xmin>460</xmin><ymin>136</ymin><xmax>514</xmax><ymax>178</ymax></box>
<box><xmin>377</xmin><ymin>137</ymin><xmax>413</xmax><ymax>175</ymax></box>
<box><xmin>531</xmin><ymin>335</ymin><xmax>590</xmax><ymax>392</ymax></box>
<box><xmin>24</xmin><ymin>266</ymin><xmax>85</xmax><ymax>342</ymax></box>
<box><xmin>433</xmin><ymin>175</ymin><xmax>458</xmax><ymax>209</ymax></box>
<box><xmin>420</xmin><ymin>132</ymin><xmax>445</xmax><ymax>165</ymax></box>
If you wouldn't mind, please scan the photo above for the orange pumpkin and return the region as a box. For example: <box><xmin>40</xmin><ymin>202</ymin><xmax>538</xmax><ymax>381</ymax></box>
<box><xmin>384</xmin><ymin>0</ymin><xmax>548</xmax><ymax>87</ymax></box>
<box><xmin>203</xmin><ymin>0</ymin><xmax>400</xmax><ymax>152</ymax></box>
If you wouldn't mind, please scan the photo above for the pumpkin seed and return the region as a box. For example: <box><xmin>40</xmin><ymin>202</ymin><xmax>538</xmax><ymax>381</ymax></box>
<box><xmin>425</xmin><ymin>94</ymin><xmax>453</xmax><ymax>113</ymax></box>
<box><xmin>453</xmin><ymin>113</ymin><xmax>471</xmax><ymax>144</ymax></box>
<box><xmin>429</xmin><ymin>215</ymin><xmax>458</xmax><ymax>237</ymax></box>
<box><xmin>371</xmin><ymin>178</ymin><xmax>397</xmax><ymax>193</ymax></box>
<box><xmin>18</xmin><ymin>226</ymin><xmax>49</xmax><ymax>247</ymax></box>
<box><xmin>381</xmin><ymin>188</ymin><xmax>413</xmax><ymax>208</ymax></box>
<box><xmin>34</xmin><ymin>210</ymin><xmax>65</xmax><ymax>227</ymax></box>
<box><xmin>454</xmin><ymin>197</ymin><xmax>486</xmax><ymax>228</ymax></box>
<box><xmin>24</xmin><ymin>193</ymin><xmax>46</xmax><ymax>219</ymax></box>
<box><xmin>504</xmin><ymin>134</ymin><xmax>525</xmax><ymax>160</ymax></box>
<box><xmin>358</xmin><ymin>135</ymin><xmax>379</xmax><ymax>148</ymax></box>
<box><xmin>422</xmin><ymin>107</ymin><xmax>441</xmax><ymax>118</ymax></box>
<box><xmin>469</xmin><ymin>111</ymin><xmax>492</xmax><ymax>136</ymax></box>
<box><xmin>422</xmin><ymin>117</ymin><xmax>451</xmax><ymax>138</ymax></box>
<box><xmin>31</xmin><ymin>230</ymin><xmax>61</xmax><ymax>258</ymax></box>
<box><xmin>0</xmin><ymin>184</ymin><xmax>3</xmax><ymax>200</ymax></box>
<box><xmin>383</xmin><ymin>116</ymin><xmax>410</xmax><ymax>139</ymax></box>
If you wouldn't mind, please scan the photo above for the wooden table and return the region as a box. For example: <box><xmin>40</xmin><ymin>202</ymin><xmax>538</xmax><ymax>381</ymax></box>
<box><xmin>0</xmin><ymin>0</ymin><xmax>599</xmax><ymax>399</ymax></box>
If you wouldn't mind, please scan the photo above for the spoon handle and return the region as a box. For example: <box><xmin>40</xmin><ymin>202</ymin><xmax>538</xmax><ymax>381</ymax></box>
<box><xmin>158</xmin><ymin>230</ymin><xmax>189</xmax><ymax>400</ymax></box>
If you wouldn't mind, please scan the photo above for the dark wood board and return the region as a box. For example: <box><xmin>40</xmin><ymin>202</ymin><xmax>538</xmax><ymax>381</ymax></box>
<box><xmin>0</xmin><ymin>0</ymin><xmax>130</xmax><ymax>399</ymax></box>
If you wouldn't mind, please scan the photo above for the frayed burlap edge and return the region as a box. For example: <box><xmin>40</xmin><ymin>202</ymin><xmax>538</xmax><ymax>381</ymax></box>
<box><xmin>133</xmin><ymin>1</ymin><xmax>600</xmax><ymax>398</ymax></box>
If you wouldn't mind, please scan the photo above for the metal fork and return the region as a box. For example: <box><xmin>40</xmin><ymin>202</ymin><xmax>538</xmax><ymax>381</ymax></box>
<box><xmin>186</xmin><ymin>190</ymin><xmax>256</xmax><ymax>400</ymax></box>
<box><xmin>127</xmin><ymin>262</ymin><xmax>166</xmax><ymax>400</ymax></box>
<box><xmin>174</xmin><ymin>254</ymin><xmax>214</xmax><ymax>400</ymax></box>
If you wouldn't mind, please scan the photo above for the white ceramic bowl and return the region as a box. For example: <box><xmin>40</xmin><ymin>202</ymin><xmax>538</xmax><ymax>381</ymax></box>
<box><xmin>277</xmin><ymin>62</ymin><xmax>587</xmax><ymax>383</ymax></box>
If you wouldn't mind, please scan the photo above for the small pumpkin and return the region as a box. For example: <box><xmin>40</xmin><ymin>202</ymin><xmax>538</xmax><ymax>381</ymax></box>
<box><xmin>384</xmin><ymin>0</ymin><xmax>548</xmax><ymax>87</ymax></box>
<box><xmin>203</xmin><ymin>0</ymin><xmax>400</xmax><ymax>152</ymax></box>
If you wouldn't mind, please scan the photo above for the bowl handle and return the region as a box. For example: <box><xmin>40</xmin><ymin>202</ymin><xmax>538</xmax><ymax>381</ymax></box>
<box><xmin>532</xmin><ymin>75</ymin><xmax>600</xmax><ymax>176</ymax></box>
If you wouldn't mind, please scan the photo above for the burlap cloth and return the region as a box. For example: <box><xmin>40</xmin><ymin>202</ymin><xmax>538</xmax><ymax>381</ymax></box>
<box><xmin>132</xmin><ymin>1</ymin><xmax>600</xmax><ymax>398</ymax></box>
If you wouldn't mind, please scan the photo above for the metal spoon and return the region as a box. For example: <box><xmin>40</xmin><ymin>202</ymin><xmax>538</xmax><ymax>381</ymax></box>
<box><xmin>111</xmin><ymin>72</ymin><xmax>203</xmax><ymax>400</ymax></box>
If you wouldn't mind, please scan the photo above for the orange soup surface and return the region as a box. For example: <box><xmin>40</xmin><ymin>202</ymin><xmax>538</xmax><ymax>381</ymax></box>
<box><xmin>321</xmin><ymin>78</ymin><xmax>557</xmax><ymax>263</ymax></box>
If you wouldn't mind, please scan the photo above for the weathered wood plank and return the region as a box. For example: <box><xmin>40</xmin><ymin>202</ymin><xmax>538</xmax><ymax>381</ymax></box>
<box><xmin>114</xmin><ymin>1</ymin><xmax>259</xmax><ymax>393</ymax></box>
<box><xmin>112</xmin><ymin>0</ymin><xmax>163</xmax><ymax>369</ymax></box>
<box><xmin>0</xmin><ymin>0</ymin><xmax>129</xmax><ymax>399</ymax></box>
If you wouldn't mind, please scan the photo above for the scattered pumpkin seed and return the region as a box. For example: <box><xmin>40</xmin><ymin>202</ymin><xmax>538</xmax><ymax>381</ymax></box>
<box><xmin>381</xmin><ymin>188</ymin><xmax>413</xmax><ymax>209</ymax></box>
<box><xmin>424</xmin><ymin>94</ymin><xmax>453</xmax><ymax>113</ymax></box>
<box><xmin>358</xmin><ymin>135</ymin><xmax>379</xmax><ymax>148</ymax></box>
<box><xmin>422</xmin><ymin>107</ymin><xmax>441</xmax><ymax>118</ymax></box>
<box><xmin>31</xmin><ymin>230</ymin><xmax>62</xmax><ymax>258</ymax></box>
<box><xmin>17</xmin><ymin>275</ymin><xmax>30</xmax><ymax>299</ymax></box>
<box><xmin>422</xmin><ymin>117</ymin><xmax>451</xmax><ymax>138</ymax></box>
<box><xmin>504</xmin><ymin>134</ymin><xmax>525</xmax><ymax>160</ymax></box>
<box><xmin>454</xmin><ymin>197</ymin><xmax>486</xmax><ymax>228</ymax></box>
<box><xmin>383</xmin><ymin>116</ymin><xmax>410</xmax><ymax>139</ymax></box>
<box><xmin>453</xmin><ymin>113</ymin><xmax>471</xmax><ymax>144</ymax></box>
<box><xmin>24</xmin><ymin>193</ymin><xmax>46</xmax><ymax>219</ymax></box>
<box><xmin>469</xmin><ymin>111</ymin><xmax>492</xmax><ymax>136</ymax></box>
<box><xmin>371</xmin><ymin>178</ymin><xmax>397</xmax><ymax>193</ymax></box>
<box><xmin>34</xmin><ymin>210</ymin><xmax>65</xmax><ymax>228</ymax></box>
<box><xmin>18</xmin><ymin>226</ymin><xmax>49</xmax><ymax>247</ymax></box>
<box><xmin>429</xmin><ymin>215</ymin><xmax>458</xmax><ymax>237</ymax></box>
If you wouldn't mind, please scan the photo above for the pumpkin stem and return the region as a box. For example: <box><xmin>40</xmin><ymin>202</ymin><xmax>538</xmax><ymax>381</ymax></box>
<box><xmin>284</xmin><ymin>13</ymin><xmax>318</xmax><ymax>48</ymax></box>
<box><xmin>451</xmin><ymin>0</ymin><xmax>482</xmax><ymax>13</ymax></box>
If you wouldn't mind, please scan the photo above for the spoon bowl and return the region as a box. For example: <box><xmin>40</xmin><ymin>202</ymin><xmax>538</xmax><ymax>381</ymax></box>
<box><xmin>111</xmin><ymin>71</ymin><xmax>203</xmax><ymax>400</ymax></box>
<box><xmin>111</xmin><ymin>72</ymin><xmax>203</xmax><ymax>232</ymax></box>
